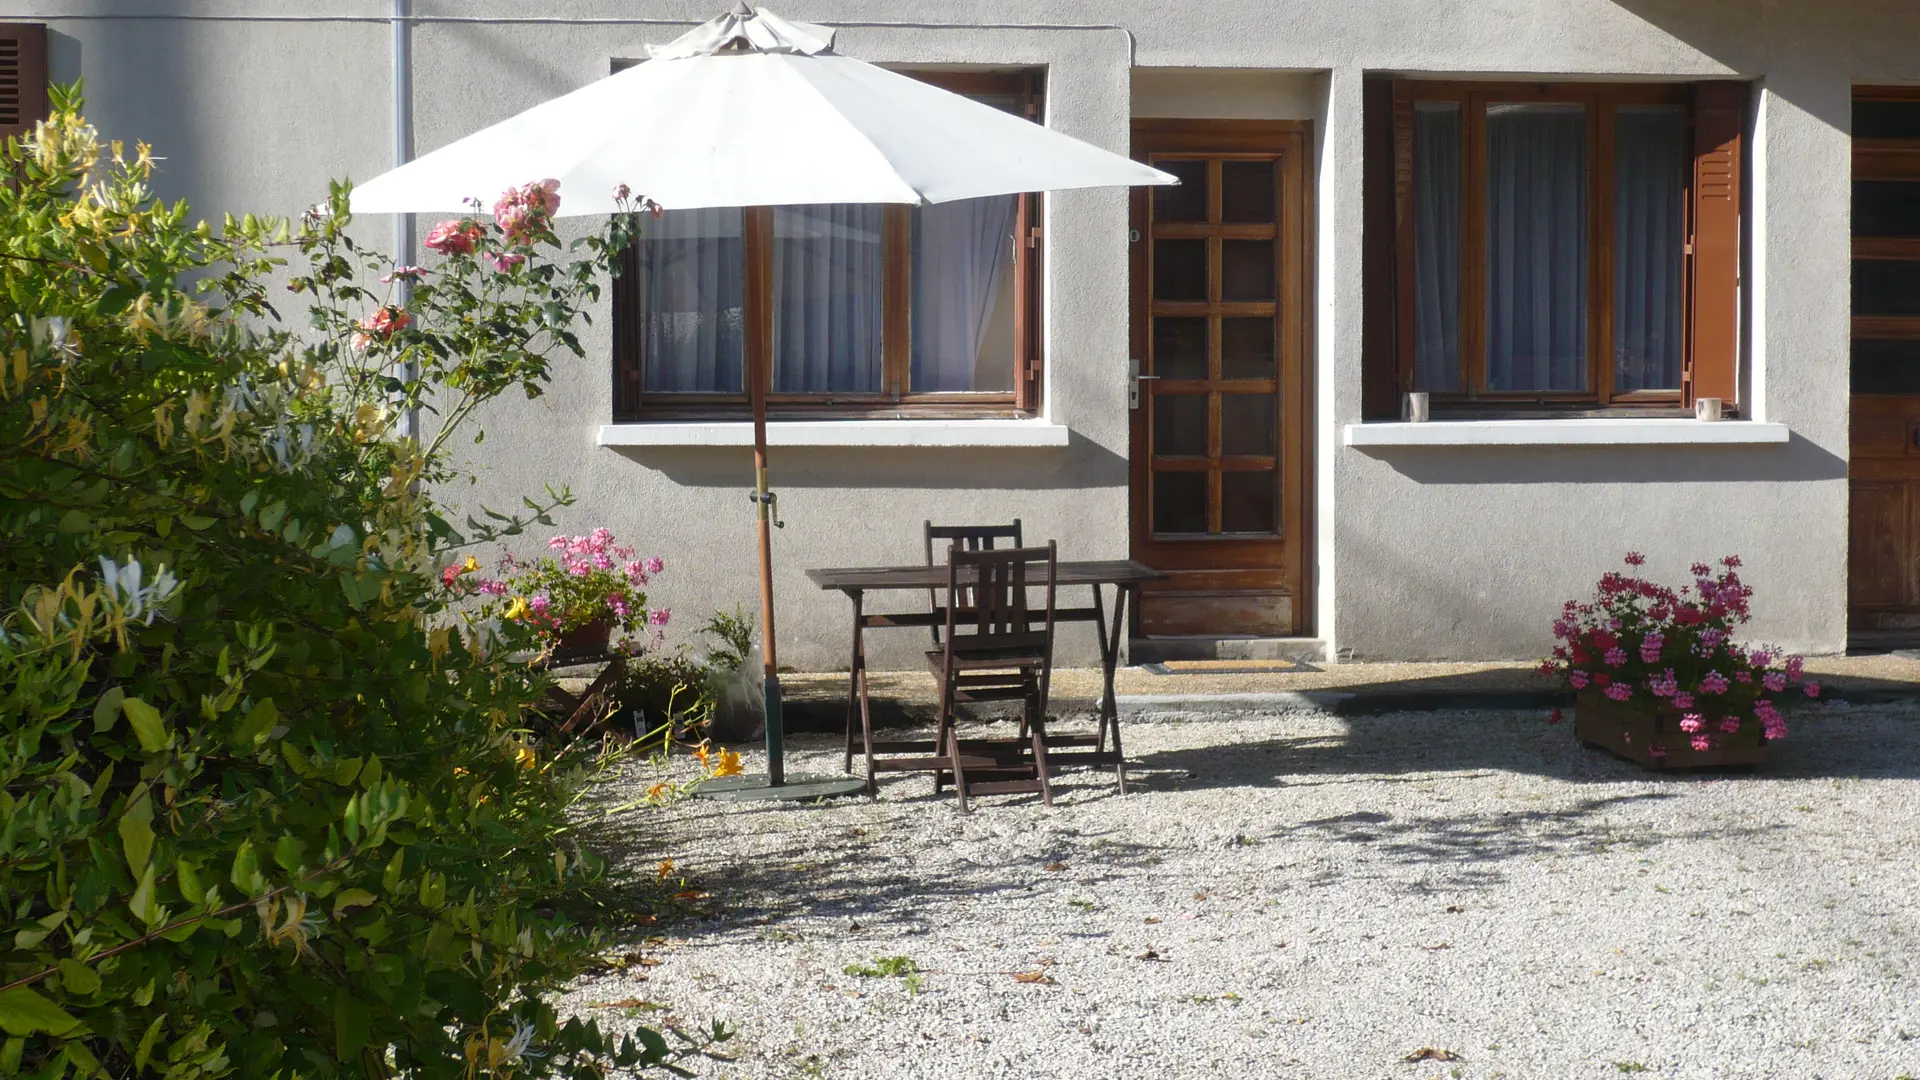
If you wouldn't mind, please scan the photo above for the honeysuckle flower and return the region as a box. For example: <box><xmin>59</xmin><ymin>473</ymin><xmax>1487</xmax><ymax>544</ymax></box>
<box><xmin>96</xmin><ymin>555</ymin><xmax>181</xmax><ymax>624</ymax></box>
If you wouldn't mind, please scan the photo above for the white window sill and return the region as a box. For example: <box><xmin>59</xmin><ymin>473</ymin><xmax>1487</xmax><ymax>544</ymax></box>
<box><xmin>1342</xmin><ymin>419</ymin><xmax>1791</xmax><ymax>447</ymax></box>
<box><xmin>597</xmin><ymin>419</ymin><xmax>1072</xmax><ymax>449</ymax></box>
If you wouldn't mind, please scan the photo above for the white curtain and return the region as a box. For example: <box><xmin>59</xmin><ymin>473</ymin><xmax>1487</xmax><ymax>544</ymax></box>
<box><xmin>1412</xmin><ymin>102</ymin><xmax>1463</xmax><ymax>392</ymax></box>
<box><xmin>773</xmin><ymin>204</ymin><xmax>884</xmax><ymax>393</ymax></box>
<box><xmin>639</xmin><ymin>208</ymin><xmax>744</xmax><ymax>393</ymax></box>
<box><xmin>911</xmin><ymin>195</ymin><xmax>1018</xmax><ymax>392</ymax></box>
<box><xmin>1484</xmin><ymin>103</ymin><xmax>1589</xmax><ymax>392</ymax></box>
<box><xmin>1613</xmin><ymin>106</ymin><xmax>1687</xmax><ymax>392</ymax></box>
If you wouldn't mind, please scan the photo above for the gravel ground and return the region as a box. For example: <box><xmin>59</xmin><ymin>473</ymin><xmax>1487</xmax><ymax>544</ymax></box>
<box><xmin>562</xmin><ymin>702</ymin><xmax>1920</xmax><ymax>1080</ymax></box>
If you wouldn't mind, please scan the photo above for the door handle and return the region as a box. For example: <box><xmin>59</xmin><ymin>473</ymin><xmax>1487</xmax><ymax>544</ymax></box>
<box><xmin>1129</xmin><ymin>361</ymin><xmax>1160</xmax><ymax>410</ymax></box>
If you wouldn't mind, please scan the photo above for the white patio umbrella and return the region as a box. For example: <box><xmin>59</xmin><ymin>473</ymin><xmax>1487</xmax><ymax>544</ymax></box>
<box><xmin>353</xmin><ymin>2</ymin><xmax>1176</xmax><ymax>798</ymax></box>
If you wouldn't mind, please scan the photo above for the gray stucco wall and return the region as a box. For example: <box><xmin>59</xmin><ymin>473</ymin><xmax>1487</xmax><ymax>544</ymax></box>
<box><xmin>22</xmin><ymin>0</ymin><xmax>1919</xmax><ymax>665</ymax></box>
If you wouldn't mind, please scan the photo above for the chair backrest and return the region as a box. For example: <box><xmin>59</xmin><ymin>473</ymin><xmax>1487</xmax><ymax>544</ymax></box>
<box><xmin>940</xmin><ymin>542</ymin><xmax>1057</xmax><ymax>658</ymax></box>
<box><xmin>924</xmin><ymin>520</ymin><xmax>1022</xmax><ymax>642</ymax></box>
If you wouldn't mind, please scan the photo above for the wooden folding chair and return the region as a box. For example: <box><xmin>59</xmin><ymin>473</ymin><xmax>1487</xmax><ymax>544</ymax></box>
<box><xmin>927</xmin><ymin>542</ymin><xmax>1058</xmax><ymax>811</ymax></box>
<box><xmin>923</xmin><ymin>520</ymin><xmax>1022</xmax><ymax>646</ymax></box>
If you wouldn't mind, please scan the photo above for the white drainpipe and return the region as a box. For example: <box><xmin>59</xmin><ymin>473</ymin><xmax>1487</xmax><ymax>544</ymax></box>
<box><xmin>392</xmin><ymin>0</ymin><xmax>418</xmax><ymax>440</ymax></box>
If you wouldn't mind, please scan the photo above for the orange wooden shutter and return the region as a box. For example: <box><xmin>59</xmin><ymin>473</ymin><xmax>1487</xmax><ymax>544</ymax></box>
<box><xmin>1013</xmin><ymin>72</ymin><xmax>1043</xmax><ymax>413</ymax></box>
<box><xmin>1685</xmin><ymin>81</ymin><xmax>1747</xmax><ymax>408</ymax></box>
<box><xmin>0</xmin><ymin>23</ymin><xmax>49</xmax><ymax>142</ymax></box>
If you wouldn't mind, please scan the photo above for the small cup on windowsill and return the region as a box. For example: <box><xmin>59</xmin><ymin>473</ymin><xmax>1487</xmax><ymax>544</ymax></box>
<box><xmin>1403</xmin><ymin>392</ymin><xmax>1431</xmax><ymax>423</ymax></box>
<box><xmin>1694</xmin><ymin>397</ymin><xmax>1725</xmax><ymax>422</ymax></box>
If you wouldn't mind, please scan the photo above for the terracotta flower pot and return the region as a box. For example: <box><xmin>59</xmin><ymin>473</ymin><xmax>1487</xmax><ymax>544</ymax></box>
<box><xmin>550</xmin><ymin>617</ymin><xmax>613</xmax><ymax>661</ymax></box>
<box><xmin>1574</xmin><ymin>690</ymin><xmax>1769</xmax><ymax>770</ymax></box>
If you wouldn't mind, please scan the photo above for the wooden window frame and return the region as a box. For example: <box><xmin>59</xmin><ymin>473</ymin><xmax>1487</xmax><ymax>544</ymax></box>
<box><xmin>613</xmin><ymin>69</ymin><xmax>1045</xmax><ymax>422</ymax></box>
<box><xmin>1365</xmin><ymin>78</ymin><xmax>1746</xmax><ymax>418</ymax></box>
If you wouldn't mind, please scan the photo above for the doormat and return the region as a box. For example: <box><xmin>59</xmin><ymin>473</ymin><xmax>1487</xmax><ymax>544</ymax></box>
<box><xmin>1140</xmin><ymin>658</ymin><xmax>1317</xmax><ymax>676</ymax></box>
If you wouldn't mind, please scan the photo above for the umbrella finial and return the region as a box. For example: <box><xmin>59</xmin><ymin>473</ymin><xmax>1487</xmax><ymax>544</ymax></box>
<box><xmin>729</xmin><ymin>0</ymin><xmax>754</xmax><ymax>17</ymax></box>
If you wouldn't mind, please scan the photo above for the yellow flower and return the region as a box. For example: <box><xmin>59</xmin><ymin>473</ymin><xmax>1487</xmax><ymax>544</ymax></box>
<box><xmin>711</xmin><ymin>748</ymin><xmax>744</xmax><ymax>778</ymax></box>
<box><xmin>646</xmin><ymin>781</ymin><xmax>670</xmax><ymax>800</ymax></box>
<box><xmin>503</xmin><ymin>596</ymin><xmax>529</xmax><ymax>621</ymax></box>
<box><xmin>692</xmin><ymin>742</ymin><xmax>713</xmax><ymax>770</ymax></box>
<box><xmin>656</xmin><ymin>859</ymin><xmax>675</xmax><ymax>878</ymax></box>
<box><xmin>514</xmin><ymin>745</ymin><xmax>537</xmax><ymax>769</ymax></box>
<box><xmin>461</xmin><ymin>556</ymin><xmax>480</xmax><ymax>574</ymax></box>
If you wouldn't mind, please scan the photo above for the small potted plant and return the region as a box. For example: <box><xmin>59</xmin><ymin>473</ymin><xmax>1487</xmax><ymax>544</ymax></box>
<box><xmin>445</xmin><ymin>528</ymin><xmax>667</xmax><ymax>658</ymax></box>
<box><xmin>1542</xmin><ymin>553</ymin><xmax>1819</xmax><ymax>769</ymax></box>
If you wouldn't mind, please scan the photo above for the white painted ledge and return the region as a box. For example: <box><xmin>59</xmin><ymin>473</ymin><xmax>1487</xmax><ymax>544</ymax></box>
<box><xmin>1342</xmin><ymin>419</ymin><xmax>1791</xmax><ymax>447</ymax></box>
<box><xmin>597</xmin><ymin>419</ymin><xmax>1072</xmax><ymax>449</ymax></box>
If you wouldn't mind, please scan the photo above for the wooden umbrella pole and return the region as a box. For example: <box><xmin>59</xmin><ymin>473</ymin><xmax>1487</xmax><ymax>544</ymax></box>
<box><xmin>745</xmin><ymin>205</ymin><xmax>785</xmax><ymax>785</ymax></box>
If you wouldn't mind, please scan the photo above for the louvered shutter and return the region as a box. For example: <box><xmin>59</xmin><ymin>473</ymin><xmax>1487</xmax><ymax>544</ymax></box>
<box><xmin>0</xmin><ymin>24</ymin><xmax>48</xmax><ymax>141</ymax></box>
<box><xmin>1013</xmin><ymin>71</ymin><xmax>1043</xmax><ymax>413</ymax></box>
<box><xmin>1685</xmin><ymin>81</ymin><xmax>1748</xmax><ymax>408</ymax></box>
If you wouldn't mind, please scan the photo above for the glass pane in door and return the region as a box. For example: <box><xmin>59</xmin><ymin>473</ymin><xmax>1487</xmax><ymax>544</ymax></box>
<box><xmin>1221</xmin><ymin>317</ymin><xmax>1275</xmax><ymax>378</ymax></box>
<box><xmin>1221</xmin><ymin>160</ymin><xmax>1276</xmax><ymax>223</ymax></box>
<box><xmin>1154</xmin><ymin>159</ymin><xmax>1209</xmax><ymax>222</ymax></box>
<box><xmin>1153</xmin><ymin>394</ymin><xmax>1209</xmax><ymax>457</ymax></box>
<box><xmin>1153</xmin><ymin>474</ymin><xmax>1208</xmax><ymax>534</ymax></box>
<box><xmin>1154</xmin><ymin>239</ymin><xmax>1208</xmax><ymax>302</ymax></box>
<box><xmin>1220</xmin><ymin>470</ymin><xmax>1279</xmax><ymax>534</ymax></box>
<box><xmin>1153</xmin><ymin>317</ymin><xmax>1209</xmax><ymax>379</ymax></box>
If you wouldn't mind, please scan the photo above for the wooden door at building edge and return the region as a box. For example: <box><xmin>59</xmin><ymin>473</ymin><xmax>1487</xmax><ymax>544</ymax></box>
<box><xmin>1851</xmin><ymin>87</ymin><xmax>1920</xmax><ymax>644</ymax></box>
<box><xmin>1129</xmin><ymin>120</ymin><xmax>1311</xmax><ymax>637</ymax></box>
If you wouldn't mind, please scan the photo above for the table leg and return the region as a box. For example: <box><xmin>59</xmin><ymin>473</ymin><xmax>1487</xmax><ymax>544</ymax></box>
<box><xmin>843</xmin><ymin>590</ymin><xmax>863</xmax><ymax>773</ymax></box>
<box><xmin>1103</xmin><ymin>586</ymin><xmax>1129</xmax><ymax>795</ymax></box>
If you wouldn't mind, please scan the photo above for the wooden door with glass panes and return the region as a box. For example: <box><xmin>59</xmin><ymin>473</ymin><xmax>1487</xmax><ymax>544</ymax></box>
<box><xmin>1129</xmin><ymin>121</ymin><xmax>1311</xmax><ymax>637</ymax></box>
<box><xmin>1851</xmin><ymin>88</ymin><xmax>1920</xmax><ymax>645</ymax></box>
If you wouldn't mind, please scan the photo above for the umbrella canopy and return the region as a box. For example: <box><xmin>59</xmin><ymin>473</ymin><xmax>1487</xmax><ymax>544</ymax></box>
<box><xmin>351</xmin><ymin>7</ymin><xmax>1174</xmax><ymax>216</ymax></box>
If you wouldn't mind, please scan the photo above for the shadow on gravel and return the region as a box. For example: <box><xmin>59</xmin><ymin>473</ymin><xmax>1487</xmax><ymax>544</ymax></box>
<box><xmin>1126</xmin><ymin>704</ymin><xmax>1920</xmax><ymax>785</ymax></box>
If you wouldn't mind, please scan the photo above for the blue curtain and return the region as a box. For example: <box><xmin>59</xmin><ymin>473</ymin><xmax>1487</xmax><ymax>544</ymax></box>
<box><xmin>1413</xmin><ymin>102</ymin><xmax>1463</xmax><ymax>393</ymax></box>
<box><xmin>1613</xmin><ymin>106</ymin><xmax>1687</xmax><ymax>392</ymax></box>
<box><xmin>638</xmin><ymin>208</ymin><xmax>744</xmax><ymax>393</ymax></box>
<box><xmin>1484</xmin><ymin>103</ymin><xmax>1589</xmax><ymax>392</ymax></box>
<box><xmin>772</xmin><ymin>204</ymin><xmax>885</xmax><ymax>394</ymax></box>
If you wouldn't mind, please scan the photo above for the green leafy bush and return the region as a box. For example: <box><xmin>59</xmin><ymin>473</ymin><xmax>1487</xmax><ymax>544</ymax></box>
<box><xmin>0</xmin><ymin>89</ymin><xmax>707</xmax><ymax>1077</ymax></box>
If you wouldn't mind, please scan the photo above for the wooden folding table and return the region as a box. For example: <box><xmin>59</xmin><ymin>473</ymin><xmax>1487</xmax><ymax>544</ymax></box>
<box><xmin>807</xmin><ymin>559</ymin><xmax>1164</xmax><ymax>795</ymax></box>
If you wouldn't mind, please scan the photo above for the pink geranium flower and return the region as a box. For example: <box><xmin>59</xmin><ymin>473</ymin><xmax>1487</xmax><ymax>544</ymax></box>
<box><xmin>1603</xmin><ymin>683</ymin><xmax>1633</xmax><ymax>702</ymax></box>
<box><xmin>1691</xmin><ymin>734</ymin><xmax>1711</xmax><ymax>752</ymax></box>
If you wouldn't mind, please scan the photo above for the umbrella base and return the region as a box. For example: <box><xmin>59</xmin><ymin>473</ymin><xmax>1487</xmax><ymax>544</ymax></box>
<box><xmin>694</xmin><ymin>773</ymin><xmax>868</xmax><ymax>802</ymax></box>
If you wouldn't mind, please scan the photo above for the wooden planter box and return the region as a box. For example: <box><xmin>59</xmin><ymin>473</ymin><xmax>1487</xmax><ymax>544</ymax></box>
<box><xmin>1574</xmin><ymin>690</ymin><xmax>1769</xmax><ymax>770</ymax></box>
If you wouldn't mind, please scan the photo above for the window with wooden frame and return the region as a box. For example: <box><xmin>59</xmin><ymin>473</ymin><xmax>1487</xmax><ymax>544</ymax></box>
<box><xmin>0</xmin><ymin>23</ymin><xmax>50</xmax><ymax>143</ymax></box>
<box><xmin>612</xmin><ymin>70</ymin><xmax>1044</xmax><ymax>421</ymax></box>
<box><xmin>1361</xmin><ymin>78</ymin><xmax>1746</xmax><ymax>417</ymax></box>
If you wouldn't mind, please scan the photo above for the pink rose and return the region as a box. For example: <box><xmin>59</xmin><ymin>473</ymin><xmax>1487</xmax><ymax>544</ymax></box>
<box><xmin>487</xmin><ymin>251</ymin><xmax>527</xmax><ymax>273</ymax></box>
<box><xmin>424</xmin><ymin>219</ymin><xmax>481</xmax><ymax>255</ymax></box>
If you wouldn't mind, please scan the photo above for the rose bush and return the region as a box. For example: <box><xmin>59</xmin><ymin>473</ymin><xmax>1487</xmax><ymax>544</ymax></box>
<box><xmin>1543</xmin><ymin>553</ymin><xmax>1816</xmax><ymax>756</ymax></box>
<box><xmin>0</xmin><ymin>87</ymin><xmax>714</xmax><ymax>1078</ymax></box>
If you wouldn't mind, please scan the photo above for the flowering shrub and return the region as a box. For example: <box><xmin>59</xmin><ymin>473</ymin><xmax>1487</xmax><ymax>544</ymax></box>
<box><xmin>0</xmin><ymin>89</ymin><xmax>720</xmax><ymax>1077</ymax></box>
<box><xmin>447</xmin><ymin>529</ymin><xmax>668</xmax><ymax>644</ymax></box>
<box><xmin>1543</xmin><ymin>553</ymin><xmax>1817</xmax><ymax>753</ymax></box>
